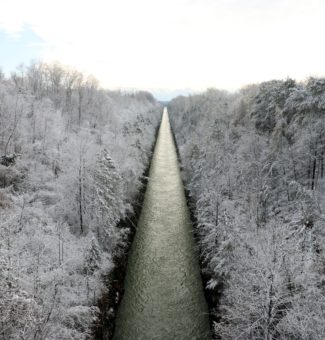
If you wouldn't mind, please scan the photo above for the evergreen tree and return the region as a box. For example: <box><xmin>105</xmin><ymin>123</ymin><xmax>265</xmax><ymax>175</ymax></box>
<box><xmin>93</xmin><ymin>149</ymin><xmax>124</xmax><ymax>251</ymax></box>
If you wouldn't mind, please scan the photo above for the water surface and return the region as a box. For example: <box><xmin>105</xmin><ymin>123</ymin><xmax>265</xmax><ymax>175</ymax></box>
<box><xmin>114</xmin><ymin>109</ymin><xmax>210</xmax><ymax>340</ymax></box>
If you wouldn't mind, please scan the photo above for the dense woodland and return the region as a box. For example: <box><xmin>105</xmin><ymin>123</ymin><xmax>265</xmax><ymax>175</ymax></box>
<box><xmin>1</xmin><ymin>60</ymin><xmax>325</xmax><ymax>340</ymax></box>
<box><xmin>0</xmin><ymin>62</ymin><xmax>161</xmax><ymax>339</ymax></box>
<box><xmin>169</xmin><ymin>79</ymin><xmax>325</xmax><ymax>340</ymax></box>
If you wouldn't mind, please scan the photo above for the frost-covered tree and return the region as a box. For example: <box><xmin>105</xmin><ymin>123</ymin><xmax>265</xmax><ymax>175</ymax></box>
<box><xmin>93</xmin><ymin>148</ymin><xmax>125</xmax><ymax>251</ymax></box>
<box><xmin>0</xmin><ymin>61</ymin><xmax>161</xmax><ymax>339</ymax></box>
<box><xmin>169</xmin><ymin>78</ymin><xmax>325</xmax><ymax>340</ymax></box>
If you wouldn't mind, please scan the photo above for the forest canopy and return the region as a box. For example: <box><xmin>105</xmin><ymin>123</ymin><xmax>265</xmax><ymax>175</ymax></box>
<box><xmin>169</xmin><ymin>78</ymin><xmax>325</xmax><ymax>340</ymax></box>
<box><xmin>0</xmin><ymin>61</ymin><xmax>161</xmax><ymax>339</ymax></box>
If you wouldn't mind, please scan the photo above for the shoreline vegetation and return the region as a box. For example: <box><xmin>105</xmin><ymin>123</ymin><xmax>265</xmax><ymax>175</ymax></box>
<box><xmin>0</xmin><ymin>61</ymin><xmax>161</xmax><ymax>339</ymax></box>
<box><xmin>168</xmin><ymin>79</ymin><xmax>325</xmax><ymax>340</ymax></box>
<box><xmin>93</xmin><ymin>117</ymin><xmax>160</xmax><ymax>340</ymax></box>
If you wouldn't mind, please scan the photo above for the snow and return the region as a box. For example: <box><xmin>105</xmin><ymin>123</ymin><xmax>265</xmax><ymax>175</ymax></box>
<box><xmin>169</xmin><ymin>79</ymin><xmax>325</xmax><ymax>340</ymax></box>
<box><xmin>0</xmin><ymin>62</ymin><xmax>161</xmax><ymax>339</ymax></box>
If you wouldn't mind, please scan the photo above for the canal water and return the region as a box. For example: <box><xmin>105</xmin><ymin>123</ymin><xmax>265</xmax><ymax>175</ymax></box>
<box><xmin>113</xmin><ymin>108</ymin><xmax>211</xmax><ymax>340</ymax></box>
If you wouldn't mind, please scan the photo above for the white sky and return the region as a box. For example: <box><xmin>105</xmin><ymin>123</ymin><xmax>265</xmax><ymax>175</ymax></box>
<box><xmin>1</xmin><ymin>0</ymin><xmax>325</xmax><ymax>99</ymax></box>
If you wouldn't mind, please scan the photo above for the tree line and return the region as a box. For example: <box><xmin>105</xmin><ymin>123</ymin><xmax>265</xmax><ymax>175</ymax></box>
<box><xmin>168</xmin><ymin>78</ymin><xmax>325</xmax><ymax>340</ymax></box>
<box><xmin>0</xmin><ymin>62</ymin><xmax>161</xmax><ymax>339</ymax></box>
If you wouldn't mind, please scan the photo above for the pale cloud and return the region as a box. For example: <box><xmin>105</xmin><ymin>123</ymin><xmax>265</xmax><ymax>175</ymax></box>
<box><xmin>1</xmin><ymin>0</ymin><xmax>325</xmax><ymax>94</ymax></box>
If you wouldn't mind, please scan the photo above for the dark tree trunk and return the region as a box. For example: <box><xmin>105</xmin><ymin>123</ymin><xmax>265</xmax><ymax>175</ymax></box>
<box><xmin>78</xmin><ymin>89</ymin><xmax>83</xmax><ymax>126</ymax></box>
<box><xmin>311</xmin><ymin>151</ymin><xmax>317</xmax><ymax>190</ymax></box>
<box><xmin>79</xmin><ymin>155</ymin><xmax>84</xmax><ymax>234</ymax></box>
<box><xmin>307</xmin><ymin>156</ymin><xmax>311</xmax><ymax>186</ymax></box>
<box><xmin>216</xmin><ymin>200</ymin><xmax>219</xmax><ymax>226</ymax></box>
<box><xmin>320</xmin><ymin>150</ymin><xmax>324</xmax><ymax>178</ymax></box>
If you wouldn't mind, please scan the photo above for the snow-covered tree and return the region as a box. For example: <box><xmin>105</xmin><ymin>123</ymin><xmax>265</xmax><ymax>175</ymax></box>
<box><xmin>92</xmin><ymin>148</ymin><xmax>125</xmax><ymax>251</ymax></box>
<box><xmin>169</xmin><ymin>78</ymin><xmax>325</xmax><ymax>340</ymax></box>
<box><xmin>0</xmin><ymin>61</ymin><xmax>161</xmax><ymax>339</ymax></box>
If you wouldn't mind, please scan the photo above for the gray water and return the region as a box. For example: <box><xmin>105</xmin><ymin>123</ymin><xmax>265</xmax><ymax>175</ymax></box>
<box><xmin>113</xmin><ymin>109</ymin><xmax>211</xmax><ymax>340</ymax></box>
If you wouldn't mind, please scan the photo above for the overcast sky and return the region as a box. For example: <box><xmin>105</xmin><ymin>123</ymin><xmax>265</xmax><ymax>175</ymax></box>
<box><xmin>1</xmin><ymin>0</ymin><xmax>325</xmax><ymax>100</ymax></box>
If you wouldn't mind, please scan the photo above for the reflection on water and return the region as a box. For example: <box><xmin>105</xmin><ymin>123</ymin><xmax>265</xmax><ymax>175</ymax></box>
<box><xmin>113</xmin><ymin>108</ymin><xmax>211</xmax><ymax>340</ymax></box>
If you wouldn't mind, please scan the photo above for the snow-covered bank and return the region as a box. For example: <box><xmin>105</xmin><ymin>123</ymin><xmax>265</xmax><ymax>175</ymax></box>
<box><xmin>169</xmin><ymin>80</ymin><xmax>325</xmax><ymax>340</ymax></box>
<box><xmin>93</xmin><ymin>121</ymin><xmax>159</xmax><ymax>340</ymax></box>
<box><xmin>0</xmin><ymin>62</ymin><xmax>161</xmax><ymax>339</ymax></box>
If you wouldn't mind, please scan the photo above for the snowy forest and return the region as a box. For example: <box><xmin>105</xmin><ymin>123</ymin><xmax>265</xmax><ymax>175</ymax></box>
<box><xmin>168</xmin><ymin>79</ymin><xmax>325</xmax><ymax>339</ymax></box>
<box><xmin>0</xmin><ymin>62</ymin><xmax>161</xmax><ymax>339</ymax></box>
<box><xmin>1</xmin><ymin>60</ymin><xmax>325</xmax><ymax>340</ymax></box>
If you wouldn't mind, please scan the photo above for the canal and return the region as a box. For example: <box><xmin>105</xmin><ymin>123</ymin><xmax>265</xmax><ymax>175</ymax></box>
<box><xmin>113</xmin><ymin>108</ymin><xmax>211</xmax><ymax>340</ymax></box>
